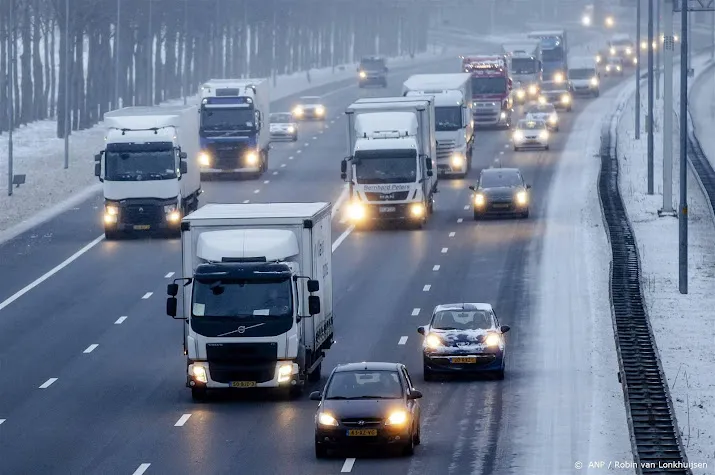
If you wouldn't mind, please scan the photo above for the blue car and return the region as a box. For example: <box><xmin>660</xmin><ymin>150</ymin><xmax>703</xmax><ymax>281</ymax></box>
<box><xmin>417</xmin><ymin>303</ymin><xmax>510</xmax><ymax>380</ymax></box>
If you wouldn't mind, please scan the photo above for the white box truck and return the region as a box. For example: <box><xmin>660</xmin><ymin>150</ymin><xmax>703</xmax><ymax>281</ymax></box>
<box><xmin>166</xmin><ymin>202</ymin><xmax>334</xmax><ymax>401</ymax></box>
<box><xmin>501</xmin><ymin>40</ymin><xmax>543</xmax><ymax>103</ymax></box>
<box><xmin>402</xmin><ymin>73</ymin><xmax>474</xmax><ymax>178</ymax></box>
<box><xmin>340</xmin><ymin>97</ymin><xmax>437</xmax><ymax>227</ymax></box>
<box><xmin>568</xmin><ymin>57</ymin><xmax>600</xmax><ymax>97</ymax></box>
<box><xmin>197</xmin><ymin>79</ymin><xmax>270</xmax><ymax>177</ymax></box>
<box><xmin>94</xmin><ymin>105</ymin><xmax>201</xmax><ymax>240</ymax></box>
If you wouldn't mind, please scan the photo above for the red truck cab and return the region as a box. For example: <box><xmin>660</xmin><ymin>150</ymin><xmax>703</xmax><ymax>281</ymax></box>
<box><xmin>461</xmin><ymin>55</ymin><xmax>513</xmax><ymax>129</ymax></box>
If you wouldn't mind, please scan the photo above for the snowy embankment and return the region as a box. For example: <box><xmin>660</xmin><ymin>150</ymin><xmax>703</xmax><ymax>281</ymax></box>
<box><xmin>615</xmin><ymin>54</ymin><xmax>715</xmax><ymax>472</ymax></box>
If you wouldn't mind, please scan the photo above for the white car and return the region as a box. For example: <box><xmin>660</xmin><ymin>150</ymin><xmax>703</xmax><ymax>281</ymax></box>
<box><xmin>604</xmin><ymin>57</ymin><xmax>624</xmax><ymax>76</ymax></box>
<box><xmin>292</xmin><ymin>96</ymin><xmax>326</xmax><ymax>120</ymax></box>
<box><xmin>269</xmin><ymin>112</ymin><xmax>298</xmax><ymax>141</ymax></box>
<box><xmin>524</xmin><ymin>103</ymin><xmax>559</xmax><ymax>131</ymax></box>
<box><xmin>512</xmin><ymin>119</ymin><xmax>550</xmax><ymax>151</ymax></box>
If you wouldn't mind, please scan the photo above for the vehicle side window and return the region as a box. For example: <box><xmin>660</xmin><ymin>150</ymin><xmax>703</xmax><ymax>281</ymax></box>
<box><xmin>492</xmin><ymin>310</ymin><xmax>499</xmax><ymax>326</ymax></box>
<box><xmin>401</xmin><ymin>367</ymin><xmax>414</xmax><ymax>390</ymax></box>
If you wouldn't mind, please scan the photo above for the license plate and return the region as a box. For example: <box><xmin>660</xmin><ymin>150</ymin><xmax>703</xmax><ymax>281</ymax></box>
<box><xmin>133</xmin><ymin>225</ymin><xmax>150</xmax><ymax>230</ymax></box>
<box><xmin>230</xmin><ymin>381</ymin><xmax>257</xmax><ymax>388</ymax></box>
<box><xmin>492</xmin><ymin>204</ymin><xmax>509</xmax><ymax>209</ymax></box>
<box><xmin>379</xmin><ymin>206</ymin><xmax>396</xmax><ymax>213</ymax></box>
<box><xmin>451</xmin><ymin>356</ymin><xmax>477</xmax><ymax>364</ymax></box>
<box><xmin>347</xmin><ymin>429</ymin><xmax>378</xmax><ymax>436</ymax></box>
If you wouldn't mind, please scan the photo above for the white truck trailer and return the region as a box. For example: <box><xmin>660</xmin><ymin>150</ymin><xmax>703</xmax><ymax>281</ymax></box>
<box><xmin>94</xmin><ymin>105</ymin><xmax>201</xmax><ymax>239</ymax></box>
<box><xmin>501</xmin><ymin>41</ymin><xmax>543</xmax><ymax>103</ymax></box>
<box><xmin>340</xmin><ymin>97</ymin><xmax>437</xmax><ymax>227</ymax></box>
<box><xmin>402</xmin><ymin>73</ymin><xmax>473</xmax><ymax>178</ymax></box>
<box><xmin>166</xmin><ymin>202</ymin><xmax>334</xmax><ymax>401</ymax></box>
<box><xmin>197</xmin><ymin>79</ymin><xmax>270</xmax><ymax>177</ymax></box>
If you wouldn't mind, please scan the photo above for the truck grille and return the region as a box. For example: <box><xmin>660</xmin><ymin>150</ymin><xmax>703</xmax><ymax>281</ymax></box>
<box><xmin>363</xmin><ymin>191</ymin><xmax>410</xmax><ymax>201</ymax></box>
<box><xmin>436</xmin><ymin>140</ymin><xmax>456</xmax><ymax>161</ymax></box>
<box><xmin>206</xmin><ymin>342</ymin><xmax>278</xmax><ymax>384</ymax></box>
<box><xmin>207</xmin><ymin>143</ymin><xmax>252</xmax><ymax>169</ymax></box>
<box><xmin>122</xmin><ymin>204</ymin><xmax>163</xmax><ymax>224</ymax></box>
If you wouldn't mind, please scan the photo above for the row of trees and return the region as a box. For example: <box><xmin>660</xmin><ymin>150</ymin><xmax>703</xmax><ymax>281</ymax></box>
<box><xmin>0</xmin><ymin>0</ymin><xmax>430</xmax><ymax>138</ymax></box>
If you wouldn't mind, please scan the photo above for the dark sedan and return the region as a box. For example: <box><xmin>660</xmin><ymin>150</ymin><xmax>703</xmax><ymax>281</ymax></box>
<box><xmin>311</xmin><ymin>362</ymin><xmax>422</xmax><ymax>458</ymax></box>
<box><xmin>539</xmin><ymin>81</ymin><xmax>572</xmax><ymax>111</ymax></box>
<box><xmin>469</xmin><ymin>167</ymin><xmax>531</xmax><ymax>219</ymax></box>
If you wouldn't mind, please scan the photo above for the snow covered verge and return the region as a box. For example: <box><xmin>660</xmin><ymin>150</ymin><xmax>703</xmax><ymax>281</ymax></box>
<box><xmin>516</xmin><ymin>81</ymin><xmax>635</xmax><ymax>474</ymax></box>
<box><xmin>615</xmin><ymin>55</ymin><xmax>715</xmax><ymax>472</ymax></box>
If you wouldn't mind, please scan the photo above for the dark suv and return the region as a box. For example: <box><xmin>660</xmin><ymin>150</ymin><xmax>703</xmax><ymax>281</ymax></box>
<box><xmin>358</xmin><ymin>56</ymin><xmax>388</xmax><ymax>87</ymax></box>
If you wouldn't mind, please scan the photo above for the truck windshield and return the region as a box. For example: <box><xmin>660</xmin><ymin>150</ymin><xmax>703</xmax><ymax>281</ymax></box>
<box><xmin>542</xmin><ymin>47</ymin><xmax>564</xmax><ymax>62</ymax></box>
<box><xmin>511</xmin><ymin>58</ymin><xmax>536</xmax><ymax>74</ymax></box>
<box><xmin>569</xmin><ymin>68</ymin><xmax>595</xmax><ymax>79</ymax></box>
<box><xmin>200</xmin><ymin>107</ymin><xmax>255</xmax><ymax>131</ymax></box>
<box><xmin>354</xmin><ymin>149</ymin><xmax>417</xmax><ymax>184</ymax></box>
<box><xmin>471</xmin><ymin>77</ymin><xmax>506</xmax><ymax>94</ymax></box>
<box><xmin>192</xmin><ymin>278</ymin><xmax>293</xmax><ymax>320</ymax></box>
<box><xmin>105</xmin><ymin>142</ymin><xmax>177</xmax><ymax>181</ymax></box>
<box><xmin>435</xmin><ymin>106</ymin><xmax>462</xmax><ymax>131</ymax></box>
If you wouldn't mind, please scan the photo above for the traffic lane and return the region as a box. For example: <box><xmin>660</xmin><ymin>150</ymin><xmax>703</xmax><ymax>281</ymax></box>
<box><xmin>0</xmin><ymin>56</ymin><xmax>460</xmax><ymax>305</ymax></box>
<box><xmin>0</xmin><ymin>238</ymin><xmax>180</xmax><ymax>416</ymax></box>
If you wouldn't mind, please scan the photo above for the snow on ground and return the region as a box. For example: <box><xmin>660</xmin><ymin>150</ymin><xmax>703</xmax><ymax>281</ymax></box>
<box><xmin>615</xmin><ymin>54</ymin><xmax>715</xmax><ymax>473</ymax></box>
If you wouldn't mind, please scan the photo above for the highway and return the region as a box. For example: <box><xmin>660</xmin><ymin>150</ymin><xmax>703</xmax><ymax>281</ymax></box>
<box><xmin>0</xmin><ymin>28</ymin><xmax>626</xmax><ymax>474</ymax></box>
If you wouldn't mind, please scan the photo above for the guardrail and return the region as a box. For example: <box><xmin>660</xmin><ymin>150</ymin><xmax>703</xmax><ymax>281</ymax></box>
<box><xmin>598</xmin><ymin>102</ymin><xmax>691</xmax><ymax>474</ymax></box>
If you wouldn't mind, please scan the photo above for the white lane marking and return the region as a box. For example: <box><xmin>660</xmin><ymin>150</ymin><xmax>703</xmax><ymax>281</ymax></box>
<box><xmin>243</xmin><ymin>200</ymin><xmax>250</xmax><ymax>204</ymax></box>
<box><xmin>164</xmin><ymin>272</ymin><xmax>174</xmax><ymax>278</ymax></box>
<box><xmin>280</xmin><ymin>164</ymin><xmax>286</xmax><ymax>167</ymax></box>
<box><xmin>312</xmin><ymin>136</ymin><xmax>317</xmax><ymax>140</ymax></box>
<box><xmin>463</xmin><ymin>205</ymin><xmax>469</xmax><ymax>210</ymax></box>
<box><xmin>330</xmin><ymin>120</ymin><xmax>336</xmax><ymax>124</ymax></box>
<box><xmin>175</xmin><ymin>414</ymin><xmax>192</xmax><ymax>426</ymax></box>
<box><xmin>254</xmin><ymin>189</ymin><xmax>260</xmax><ymax>194</ymax></box>
<box><xmin>411</xmin><ymin>308</ymin><xmax>420</xmax><ymax>316</ymax></box>
<box><xmin>319</xmin><ymin>130</ymin><xmax>324</xmax><ymax>134</ymax></box>
<box><xmin>504</xmin><ymin>144</ymin><xmax>509</xmax><ymax>148</ymax></box>
<box><xmin>272</xmin><ymin>171</ymin><xmax>278</xmax><ymax>175</ymax></box>
<box><xmin>331</xmin><ymin>185</ymin><xmax>349</xmax><ymax>218</ymax></box>
<box><xmin>0</xmin><ymin>419</ymin><xmax>5</xmax><ymax>425</ymax></box>
<box><xmin>0</xmin><ymin>235</ymin><xmax>104</xmax><ymax>312</ymax></box>
<box><xmin>288</xmin><ymin>156</ymin><xmax>294</xmax><ymax>160</ymax></box>
<box><xmin>500</xmin><ymin>151</ymin><xmax>504</xmax><ymax>155</ymax></box>
<box><xmin>441</xmin><ymin>248</ymin><xmax>448</xmax><ymax>253</ymax></box>
<box><xmin>398</xmin><ymin>336</ymin><xmax>408</xmax><ymax>345</ymax></box>
<box><xmin>457</xmin><ymin>218</ymin><xmax>463</xmax><ymax>223</ymax></box>
<box><xmin>433</xmin><ymin>265</ymin><xmax>440</xmax><ymax>271</ymax></box>
<box><xmin>115</xmin><ymin>316</ymin><xmax>127</xmax><ymax>324</ymax></box>
<box><xmin>39</xmin><ymin>378</ymin><xmax>58</xmax><ymax>389</ymax></box>
<box><xmin>304</xmin><ymin>142</ymin><xmax>309</xmax><ymax>146</ymax></box>
<box><xmin>296</xmin><ymin>150</ymin><xmax>302</xmax><ymax>154</ymax></box>
<box><xmin>141</xmin><ymin>292</ymin><xmax>153</xmax><ymax>299</ymax></box>
<box><xmin>341</xmin><ymin>458</ymin><xmax>356</xmax><ymax>472</ymax></box>
<box><xmin>423</xmin><ymin>284</ymin><xmax>431</xmax><ymax>292</ymax></box>
<box><xmin>449</xmin><ymin>232</ymin><xmax>456</xmax><ymax>237</ymax></box>
<box><xmin>263</xmin><ymin>180</ymin><xmax>270</xmax><ymax>184</ymax></box>
<box><xmin>83</xmin><ymin>344</ymin><xmax>99</xmax><ymax>354</ymax></box>
<box><xmin>132</xmin><ymin>464</ymin><xmax>151</xmax><ymax>475</ymax></box>
<box><xmin>332</xmin><ymin>225</ymin><xmax>354</xmax><ymax>252</ymax></box>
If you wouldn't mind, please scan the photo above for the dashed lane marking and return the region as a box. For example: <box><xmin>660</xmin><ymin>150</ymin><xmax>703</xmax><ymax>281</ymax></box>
<box><xmin>457</xmin><ymin>218</ymin><xmax>463</xmax><ymax>223</ymax></box>
<box><xmin>254</xmin><ymin>189</ymin><xmax>260</xmax><ymax>194</ymax></box>
<box><xmin>500</xmin><ymin>151</ymin><xmax>504</xmax><ymax>155</ymax></box>
<box><xmin>463</xmin><ymin>205</ymin><xmax>469</xmax><ymax>210</ymax></box>
<box><xmin>288</xmin><ymin>156</ymin><xmax>294</xmax><ymax>160</ymax></box>
<box><xmin>141</xmin><ymin>292</ymin><xmax>153</xmax><ymax>299</ymax></box>
<box><xmin>398</xmin><ymin>336</ymin><xmax>408</xmax><ymax>345</ymax></box>
<box><xmin>441</xmin><ymin>248</ymin><xmax>448</xmax><ymax>253</ymax></box>
<box><xmin>132</xmin><ymin>464</ymin><xmax>151</xmax><ymax>475</ymax></box>
<box><xmin>280</xmin><ymin>164</ymin><xmax>287</xmax><ymax>167</ymax></box>
<box><xmin>272</xmin><ymin>171</ymin><xmax>278</xmax><ymax>175</ymax></box>
<box><xmin>264</xmin><ymin>180</ymin><xmax>270</xmax><ymax>184</ymax></box>
<box><xmin>449</xmin><ymin>232</ymin><xmax>455</xmax><ymax>237</ymax></box>
<box><xmin>411</xmin><ymin>308</ymin><xmax>420</xmax><ymax>316</ymax></box>
<box><xmin>296</xmin><ymin>150</ymin><xmax>302</xmax><ymax>154</ymax></box>
<box><xmin>83</xmin><ymin>344</ymin><xmax>99</xmax><ymax>354</ymax></box>
<box><xmin>0</xmin><ymin>419</ymin><xmax>5</xmax><ymax>425</ymax></box>
<box><xmin>341</xmin><ymin>458</ymin><xmax>356</xmax><ymax>472</ymax></box>
<box><xmin>175</xmin><ymin>414</ymin><xmax>192</xmax><ymax>427</ymax></box>
<box><xmin>312</xmin><ymin>136</ymin><xmax>317</xmax><ymax>139</ymax></box>
<box><xmin>39</xmin><ymin>378</ymin><xmax>58</xmax><ymax>389</ymax></box>
<box><xmin>115</xmin><ymin>316</ymin><xmax>127</xmax><ymax>324</ymax></box>
<box><xmin>304</xmin><ymin>142</ymin><xmax>309</xmax><ymax>146</ymax></box>
<box><xmin>423</xmin><ymin>284</ymin><xmax>431</xmax><ymax>292</ymax></box>
<box><xmin>243</xmin><ymin>200</ymin><xmax>250</xmax><ymax>203</ymax></box>
<box><xmin>164</xmin><ymin>272</ymin><xmax>174</xmax><ymax>278</ymax></box>
<box><xmin>432</xmin><ymin>265</ymin><xmax>440</xmax><ymax>271</ymax></box>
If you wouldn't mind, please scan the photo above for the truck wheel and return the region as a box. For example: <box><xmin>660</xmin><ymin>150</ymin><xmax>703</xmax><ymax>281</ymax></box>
<box><xmin>308</xmin><ymin>363</ymin><xmax>322</xmax><ymax>382</ymax></box>
<box><xmin>289</xmin><ymin>384</ymin><xmax>304</xmax><ymax>399</ymax></box>
<box><xmin>191</xmin><ymin>387</ymin><xmax>207</xmax><ymax>402</ymax></box>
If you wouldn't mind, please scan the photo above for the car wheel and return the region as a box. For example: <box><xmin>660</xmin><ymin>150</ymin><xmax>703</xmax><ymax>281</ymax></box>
<box><xmin>423</xmin><ymin>366</ymin><xmax>434</xmax><ymax>381</ymax></box>
<box><xmin>402</xmin><ymin>433</ymin><xmax>415</xmax><ymax>456</ymax></box>
<box><xmin>288</xmin><ymin>384</ymin><xmax>304</xmax><ymax>399</ymax></box>
<box><xmin>522</xmin><ymin>209</ymin><xmax>530</xmax><ymax>219</ymax></box>
<box><xmin>513</xmin><ymin>146</ymin><xmax>519</xmax><ymax>152</ymax></box>
<box><xmin>414</xmin><ymin>423</ymin><xmax>421</xmax><ymax>445</ymax></box>
<box><xmin>594</xmin><ymin>91</ymin><xmax>600</xmax><ymax>97</ymax></box>
<box><xmin>555</xmin><ymin>126</ymin><xmax>560</xmax><ymax>132</ymax></box>
<box><xmin>315</xmin><ymin>443</ymin><xmax>328</xmax><ymax>459</ymax></box>
<box><xmin>473</xmin><ymin>211</ymin><xmax>481</xmax><ymax>221</ymax></box>
<box><xmin>494</xmin><ymin>369</ymin><xmax>505</xmax><ymax>380</ymax></box>
<box><xmin>191</xmin><ymin>387</ymin><xmax>207</xmax><ymax>402</ymax></box>
<box><xmin>545</xmin><ymin>145</ymin><xmax>550</xmax><ymax>150</ymax></box>
<box><xmin>292</xmin><ymin>135</ymin><xmax>298</xmax><ymax>142</ymax></box>
<box><xmin>104</xmin><ymin>229</ymin><xmax>120</xmax><ymax>240</ymax></box>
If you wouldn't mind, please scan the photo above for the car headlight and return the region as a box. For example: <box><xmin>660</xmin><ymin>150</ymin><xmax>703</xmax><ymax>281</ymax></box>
<box><xmin>315</xmin><ymin>105</ymin><xmax>325</xmax><ymax>115</ymax></box>
<box><xmin>590</xmin><ymin>77</ymin><xmax>599</xmax><ymax>86</ymax></box>
<box><xmin>425</xmin><ymin>333</ymin><xmax>442</xmax><ymax>348</ymax></box>
<box><xmin>278</xmin><ymin>363</ymin><xmax>293</xmax><ymax>382</ymax></box>
<box><xmin>191</xmin><ymin>365</ymin><xmax>208</xmax><ymax>383</ymax></box>
<box><xmin>633</xmin><ymin>57</ymin><xmax>638</xmax><ymax>65</ymax></box>
<box><xmin>410</xmin><ymin>203</ymin><xmax>425</xmax><ymax>217</ymax></box>
<box><xmin>539</xmin><ymin>130</ymin><xmax>549</xmax><ymax>140</ymax></box>
<box><xmin>605</xmin><ymin>16</ymin><xmax>614</xmax><ymax>27</ymax></box>
<box><xmin>528</xmin><ymin>84</ymin><xmax>537</xmax><ymax>95</ymax></box>
<box><xmin>513</xmin><ymin>131</ymin><xmax>524</xmax><ymax>141</ymax></box>
<box><xmin>474</xmin><ymin>193</ymin><xmax>486</xmax><ymax>207</ymax></box>
<box><xmin>516</xmin><ymin>190</ymin><xmax>528</xmax><ymax>204</ymax></box>
<box><xmin>385</xmin><ymin>410</ymin><xmax>408</xmax><ymax>426</ymax></box>
<box><xmin>538</xmin><ymin>96</ymin><xmax>546</xmax><ymax>104</ymax></box>
<box><xmin>347</xmin><ymin>202</ymin><xmax>365</xmax><ymax>221</ymax></box>
<box><xmin>596</xmin><ymin>54</ymin><xmax>602</xmax><ymax>63</ymax></box>
<box><xmin>625</xmin><ymin>47</ymin><xmax>632</xmax><ymax>55</ymax></box>
<box><xmin>318</xmin><ymin>412</ymin><xmax>338</xmax><ymax>427</ymax></box>
<box><xmin>287</xmin><ymin>126</ymin><xmax>295</xmax><ymax>133</ymax></box>
<box><xmin>610</xmin><ymin>47</ymin><xmax>616</xmax><ymax>55</ymax></box>
<box><xmin>451</xmin><ymin>154</ymin><xmax>464</xmax><ymax>167</ymax></box>
<box><xmin>198</xmin><ymin>151</ymin><xmax>211</xmax><ymax>166</ymax></box>
<box><xmin>516</xmin><ymin>89</ymin><xmax>525</xmax><ymax>98</ymax></box>
<box><xmin>548</xmin><ymin>114</ymin><xmax>558</xmax><ymax>124</ymax></box>
<box><xmin>616</xmin><ymin>66</ymin><xmax>621</xmax><ymax>71</ymax></box>
<box><xmin>606</xmin><ymin>65</ymin><xmax>611</xmax><ymax>71</ymax></box>
<box><xmin>561</xmin><ymin>95</ymin><xmax>570</xmax><ymax>104</ymax></box>
<box><xmin>293</xmin><ymin>106</ymin><xmax>304</xmax><ymax>116</ymax></box>
<box><xmin>485</xmin><ymin>333</ymin><xmax>501</xmax><ymax>347</ymax></box>
<box><xmin>359</xmin><ymin>70</ymin><xmax>367</xmax><ymax>78</ymax></box>
<box><xmin>245</xmin><ymin>151</ymin><xmax>259</xmax><ymax>165</ymax></box>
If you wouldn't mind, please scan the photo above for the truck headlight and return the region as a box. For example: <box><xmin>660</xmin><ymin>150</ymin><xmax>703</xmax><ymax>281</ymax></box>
<box><xmin>561</xmin><ymin>94</ymin><xmax>571</xmax><ymax>104</ymax></box>
<box><xmin>513</xmin><ymin>131</ymin><xmax>524</xmax><ymax>142</ymax></box>
<box><xmin>590</xmin><ymin>77</ymin><xmax>599</xmax><ymax>86</ymax></box>
<box><xmin>451</xmin><ymin>154</ymin><xmax>464</xmax><ymax>167</ymax></box>
<box><xmin>359</xmin><ymin>70</ymin><xmax>367</xmax><ymax>78</ymax></box>
<box><xmin>292</xmin><ymin>106</ymin><xmax>304</xmax><ymax>116</ymax></box>
<box><xmin>385</xmin><ymin>410</ymin><xmax>408</xmax><ymax>426</ymax></box>
<box><xmin>553</xmin><ymin>72</ymin><xmax>564</xmax><ymax>83</ymax></box>
<box><xmin>528</xmin><ymin>84</ymin><xmax>538</xmax><ymax>95</ymax></box>
<box><xmin>278</xmin><ymin>363</ymin><xmax>293</xmax><ymax>383</ymax></box>
<box><xmin>538</xmin><ymin>96</ymin><xmax>546</xmax><ymax>104</ymax></box>
<box><xmin>610</xmin><ymin>47</ymin><xmax>616</xmax><ymax>55</ymax></box>
<box><xmin>425</xmin><ymin>333</ymin><xmax>442</xmax><ymax>349</ymax></box>
<box><xmin>164</xmin><ymin>204</ymin><xmax>181</xmax><ymax>222</ymax></box>
<box><xmin>605</xmin><ymin>16</ymin><xmax>614</xmax><ymax>27</ymax></box>
<box><xmin>500</xmin><ymin>111</ymin><xmax>507</xmax><ymax>119</ymax></box>
<box><xmin>625</xmin><ymin>47</ymin><xmax>632</xmax><ymax>55</ymax></box>
<box><xmin>287</xmin><ymin>126</ymin><xmax>295</xmax><ymax>133</ymax></box>
<box><xmin>596</xmin><ymin>54</ymin><xmax>602</xmax><ymax>63</ymax></box>
<box><xmin>199</xmin><ymin>151</ymin><xmax>211</xmax><ymax>166</ymax></box>
<box><xmin>318</xmin><ymin>412</ymin><xmax>338</xmax><ymax>426</ymax></box>
<box><xmin>104</xmin><ymin>205</ymin><xmax>118</xmax><ymax>223</ymax></box>
<box><xmin>516</xmin><ymin>89</ymin><xmax>525</xmax><ymax>99</ymax></box>
<box><xmin>485</xmin><ymin>333</ymin><xmax>501</xmax><ymax>347</ymax></box>
<box><xmin>347</xmin><ymin>202</ymin><xmax>365</xmax><ymax>220</ymax></box>
<box><xmin>410</xmin><ymin>203</ymin><xmax>425</xmax><ymax>217</ymax></box>
<box><xmin>245</xmin><ymin>151</ymin><xmax>259</xmax><ymax>165</ymax></box>
<box><xmin>516</xmin><ymin>190</ymin><xmax>528</xmax><ymax>204</ymax></box>
<box><xmin>582</xmin><ymin>15</ymin><xmax>591</xmax><ymax>26</ymax></box>
<box><xmin>474</xmin><ymin>193</ymin><xmax>486</xmax><ymax>207</ymax></box>
<box><xmin>315</xmin><ymin>105</ymin><xmax>325</xmax><ymax>116</ymax></box>
<box><xmin>191</xmin><ymin>365</ymin><xmax>208</xmax><ymax>383</ymax></box>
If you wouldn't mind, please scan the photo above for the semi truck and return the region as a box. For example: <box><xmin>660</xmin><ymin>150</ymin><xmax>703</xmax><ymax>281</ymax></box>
<box><xmin>197</xmin><ymin>79</ymin><xmax>270</xmax><ymax>177</ymax></box>
<box><xmin>340</xmin><ymin>97</ymin><xmax>437</xmax><ymax>226</ymax></box>
<box><xmin>402</xmin><ymin>73</ymin><xmax>473</xmax><ymax>178</ymax></box>
<box><xmin>501</xmin><ymin>41</ymin><xmax>543</xmax><ymax>104</ymax></box>
<box><xmin>461</xmin><ymin>54</ymin><xmax>513</xmax><ymax>129</ymax></box>
<box><xmin>94</xmin><ymin>105</ymin><xmax>201</xmax><ymax>240</ymax></box>
<box><xmin>527</xmin><ymin>30</ymin><xmax>568</xmax><ymax>84</ymax></box>
<box><xmin>166</xmin><ymin>202</ymin><xmax>334</xmax><ymax>401</ymax></box>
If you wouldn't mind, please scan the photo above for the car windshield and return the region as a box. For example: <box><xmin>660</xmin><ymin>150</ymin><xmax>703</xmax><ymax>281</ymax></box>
<box><xmin>511</xmin><ymin>58</ymin><xmax>537</xmax><ymax>74</ymax></box>
<box><xmin>569</xmin><ymin>68</ymin><xmax>595</xmax><ymax>79</ymax></box>
<box><xmin>612</xmin><ymin>39</ymin><xmax>632</xmax><ymax>46</ymax></box>
<box><xmin>480</xmin><ymin>171</ymin><xmax>523</xmax><ymax>188</ymax></box>
<box><xmin>360</xmin><ymin>59</ymin><xmax>385</xmax><ymax>70</ymax></box>
<box><xmin>325</xmin><ymin>371</ymin><xmax>403</xmax><ymax>399</ymax></box>
<box><xmin>540</xmin><ymin>82</ymin><xmax>562</xmax><ymax>91</ymax></box>
<box><xmin>200</xmin><ymin>107</ymin><xmax>255</xmax><ymax>130</ymax></box>
<box><xmin>518</xmin><ymin>121</ymin><xmax>545</xmax><ymax>130</ymax></box>
<box><xmin>435</xmin><ymin>106</ymin><xmax>462</xmax><ymax>131</ymax></box>
<box><xmin>471</xmin><ymin>76</ymin><xmax>507</xmax><ymax>94</ymax></box>
<box><xmin>270</xmin><ymin>113</ymin><xmax>292</xmax><ymax>123</ymax></box>
<box><xmin>105</xmin><ymin>142</ymin><xmax>177</xmax><ymax>181</ymax></box>
<box><xmin>192</xmin><ymin>278</ymin><xmax>293</xmax><ymax>320</ymax></box>
<box><xmin>527</xmin><ymin>104</ymin><xmax>554</xmax><ymax>113</ymax></box>
<box><xmin>431</xmin><ymin>309</ymin><xmax>493</xmax><ymax>331</ymax></box>
<box><xmin>354</xmin><ymin>149</ymin><xmax>417</xmax><ymax>184</ymax></box>
<box><xmin>300</xmin><ymin>97</ymin><xmax>321</xmax><ymax>104</ymax></box>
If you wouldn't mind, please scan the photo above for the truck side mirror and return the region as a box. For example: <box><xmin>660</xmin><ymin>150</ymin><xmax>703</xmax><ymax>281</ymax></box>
<box><xmin>167</xmin><ymin>297</ymin><xmax>178</xmax><ymax>317</ymax></box>
<box><xmin>307</xmin><ymin>279</ymin><xmax>319</xmax><ymax>292</ymax></box>
<box><xmin>308</xmin><ymin>295</ymin><xmax>321</xmax><ymax>315</ymax></box>
<box><xmin>340</xmin><ymin>159</ymin><xmax>347</xmax><ymax>180</ymax></box>
<box><xmin>94</xmin><ymin>163</ymin><xmax>101</xmax><ymax>178</ymax></box>
<box><xmin>179</xmin><ymin>151</ymin><xmax>187</xmax><ymax>159</ymax></box>
<box><xmin>427</xmin><ymin>170</ymin><xmax>433</xmax><ymax>177</ymax></box>
<box><xmin>424</xmin><ymin>156</ymin><xmax>432</xmax><ymax>170</ymax></box>
<box><xmin>94</xmin><ymin>153</ymin><xmax>102</xmax><ymax>163</ymax></box>
<box><xmin>167</xmin><ymin>283</ymin><xmax>179</xmax><ymax>296</ymax></box>
<box><xmin>180</xmin><ymin>160</ymin><xmax>188</xmax><ymax>174</ymax></box>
